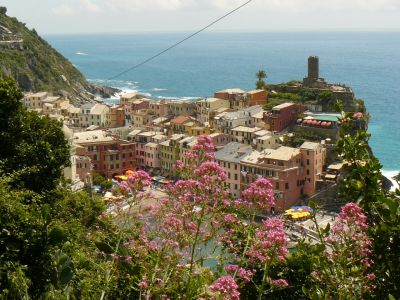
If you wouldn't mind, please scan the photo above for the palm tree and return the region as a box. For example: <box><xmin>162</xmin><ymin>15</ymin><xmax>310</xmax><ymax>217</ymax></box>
<box><xmin>256</xmin><ymin>70</ymin><xmax>267</xmax><ymax>81</ymax></box>
<box><xmin>256</xmin><ymin>70</ymin><xmax>267</xmax><ymax>89</ymax></box>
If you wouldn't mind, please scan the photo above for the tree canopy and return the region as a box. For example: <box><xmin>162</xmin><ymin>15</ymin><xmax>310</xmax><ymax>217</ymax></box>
<box><xmin>0</xmin><ymin>78</ymin><xmax>70</xmax><ymax>192</ymax></box>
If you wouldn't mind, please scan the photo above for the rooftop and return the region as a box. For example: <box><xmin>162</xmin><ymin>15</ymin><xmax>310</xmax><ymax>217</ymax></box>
<box><xmin>138</xmin><ymin>131</ymin><xmax>157</xmax><ymax>137</ymax></box>
<box><xmin>67</xmin><ymin>106</ymin><xmax>80</xmax><ymax>114</ymax></box>
<box><xmin>231</xmin><ymin>126</ymin><xmax>261</xmax><ymax>133</ymax></box>
<box><xmin>300</xmin><ymin>142</ymin><xmax>321</xmax><ymax>150</ymax></box>
<box><xmin>247</xmin><ymin>89</ymin><xmax>265</xmax><ymax>95</ymax></box>
<box><xmin>171</xmin><ymin>115</ymin><xmax>191</xmax><ymax>125</ymax></box>
<box><xmin>252</xmin><ymin>111</ymin><xmax>265</xmax><ymax>119</ymax></box>
<box><xmin>128</xmin><ymin>129</ymin><xmax>142</xmax><ymax>137</ymax></box>
<box><xmin>199</xmin><ymin>97</ymin><xmax>226</xmax><ymax>103</ymax></box>
<box><xmin>121</xmin><ymin>92</ymin><xmax>138</xmax><ymax>99</ymax></box>
<box><xmin>145</xmin><ymin>142</ymin><xmax>159</xmax><ymax>148</ymax></box>
<box><xmin>254</xmin><ymin>130</ymin><xmax>271</xmax><ymax>137</ymax></box>
<box><xmin>42</xmin><ymin>96</ymin><xmax>60</xmax><ymax>103</ymax></box>
<box><xmin>242</xmin><ymin>146</ymin><xmax>300</xmax><ymax>164</ymax></box>
<box><xmin>81</xmin><ymin>103</ymin><xmax>96</xmax><ymax>110</ymax></box>
<box><xmin>27</xmin><ymin>92</ymin><xmax>48</xmax><ymax>98</ymax></box>
<box><xmin>215</xmin><ymin>142</ymin><xmax>253</xmax><ymax>163</ymax></box>
<box><xmin>216</xmin><ymin>88</ymin><xmax>245</xmax><ymax>94</ymax></box>
<box><xmin>73</xmin><ymin>130</ymin><xmax>114</xmax><ymax>144</ymax></box>
<box><xmin>273</xmin><ymin>102</ymin><xmax>294</xmax><ymax>110</ymax></box>
<box><xmin>91</xmin><ymin>104</ymin><xmax>108</xmax><ymax>115</ymax></box>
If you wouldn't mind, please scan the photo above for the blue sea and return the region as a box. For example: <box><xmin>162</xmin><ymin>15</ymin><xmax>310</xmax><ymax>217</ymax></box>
<box><xmin>45</xmin><ymin>32</ymin><xmax>400</xmax><ymax>171</ymax></box>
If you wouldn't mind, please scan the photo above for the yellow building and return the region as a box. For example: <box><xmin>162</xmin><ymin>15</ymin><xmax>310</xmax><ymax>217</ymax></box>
<box><xmin>196</xmin><ymin>98</ymin><xmax>230</xmax><ymax>124</ymax></box>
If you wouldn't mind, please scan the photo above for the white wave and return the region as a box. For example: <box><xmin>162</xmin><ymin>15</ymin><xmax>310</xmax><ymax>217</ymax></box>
<box><xmin>382</xmin><ymin>170</ymin><xmax>399</xmax><ymax>192</ymax></box>
<box><xmin>152</xmin><ymin>88</ymin><xmax>168</xmax><ymax>91</ymax></box>
<box><xmin>76</xmin><ymin>51</ymin><xmax>89</xmax><ymax>56</ymax></box>
<box><xmin>156</xmin><ymin>96</ymin><xmax>201</xmax><ymax>101</ymax></box>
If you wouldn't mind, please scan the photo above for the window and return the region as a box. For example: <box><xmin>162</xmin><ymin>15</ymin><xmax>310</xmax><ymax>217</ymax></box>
<box><xmin>234</xmin><ymin>174</ymin><xmax>238</xmax><ymax>180</ymax></box>
<box><xmin>93</xmin><ymin>154</ymin><xmax>97</xmax><ymax>161</ymax></box>
<box><xmin>307</xmin><ymin>169</ymin><xmax>310</xmax><ymax>175</ymax></box>
<box><xmin>307</xmin><ymin>159</ymin><xmax>310</xmax><ymax>165</ymax></box>
<box><xmin>285</xmin><ymin>183</ymin><xmax>289</xmax><ymax>190</ymax></box>
<box><xmin>275</xmin><ymin>182</ymin><xmax>279</xmax><ymax>190</ymax></box>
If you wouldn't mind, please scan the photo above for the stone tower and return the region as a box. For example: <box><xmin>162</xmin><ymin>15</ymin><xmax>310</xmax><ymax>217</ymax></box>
<box><xmin>303</xmin><ymin>56</ymin><xmax>325</xmax><ymax>87</ymax></box>
<box><xmin>308</xmin><ymin>56</ymin><xmax>319</xmax><ymax>79</ymax></box>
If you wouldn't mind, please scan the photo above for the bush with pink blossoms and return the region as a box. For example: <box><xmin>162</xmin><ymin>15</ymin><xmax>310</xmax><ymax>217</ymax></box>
<box><xmin>207</xmin><ymin>275</ymin><xmax>240</xmax><ymax>300</ymax></box>
<box><xmin>94</xmin><ymin>135</ymin><xmax>377</xmax><ymax>300</ymax></box>
<box><xmin>306</xmin><ymin>202</ymin><xmax>375</xmax><ymax>299</ymax></box>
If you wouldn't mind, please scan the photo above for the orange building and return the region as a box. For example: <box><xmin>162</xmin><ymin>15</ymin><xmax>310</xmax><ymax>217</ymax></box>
<box><xmin>263</xmin><ymin>103</ymin><xmax>306</xmax><ymax>132</ymax></box>
<box><xmin>240</xmin><ymin>142</ymin><xmax>326</xmax><ymax>212</ymax></box>
<box><xmin>73</xmin><ymin>130</ymin><xmax>136</xmax><ymax>178</ymax></box>
<box><xmin>246</xmin><ymin>90</ymin><xmax>268</xmax><ymax>106</ymax></box>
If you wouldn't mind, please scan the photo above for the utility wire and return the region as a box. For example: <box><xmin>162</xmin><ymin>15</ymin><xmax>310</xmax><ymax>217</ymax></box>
<box><xmin>107</xmin><ymin>0</ymin><xmax>253</xmax><ymax>81</ymax></box>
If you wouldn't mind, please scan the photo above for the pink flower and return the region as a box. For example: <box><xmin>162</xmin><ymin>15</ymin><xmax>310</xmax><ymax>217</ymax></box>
<box><xmin>174</xmin><ymin>160</ymin><xmax>184</xmax><ymax>170</ymax></box>
<box><xmin>209</xmin><ymin>275</ymin><xmax>240</xmax><ymax>300</ymax></box>
<box><xmin>240</xmin><ymin>178</ymin><xmax>275</xmax><ymax>211</ymax></box>
<box><xmin>126</xmin><ymin>170</ymin><xmax>152</xmax><ymax>191</ymax></box>
<box><xmin>194</xmin><ymin>161</ymin><xmax>227</xmax><ymax>182</ymax></box>
<box><xmin>225</xmin><ymin>265</ymin><xmax>255</xmax><ymax>283</ymax></box>
<box><xmin>138</xmin><ymin>276</ymin><xmax>149</xmax><ymax>289</ymax></box>
<box><xmin>246</xmin><ymin>218</ymin><xmax>288</xmax><ymax>264</ymax></box>
<box><xmin>119</xmin><ymin>180</ymin><xmax>130</xmax><ymax>191</ymax></box>
<box><xmin>271</xmin><ymin>279</ymin><xmax>289</xmax><ymax>288</ymax></box>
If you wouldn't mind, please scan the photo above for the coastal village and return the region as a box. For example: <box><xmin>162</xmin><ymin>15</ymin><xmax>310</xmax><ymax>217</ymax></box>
<box><xmin>21</xmin><ymin>57</ymin><xmax>364</xmax><ymax>212</ymax></box>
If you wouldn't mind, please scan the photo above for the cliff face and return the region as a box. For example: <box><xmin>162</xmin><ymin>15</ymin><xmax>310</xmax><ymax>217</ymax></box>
<box><xmin>0</xmin><ymin>7</ymin><xmax>118</xmax><ymax>104</ymax></box>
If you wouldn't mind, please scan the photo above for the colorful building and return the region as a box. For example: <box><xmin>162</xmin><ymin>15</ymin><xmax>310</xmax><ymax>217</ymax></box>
<box><xmin>79</xmin><ymin>103</ymin><xmax>111</xmax><ymax>128</ymax></box>
<box><xmin>263</xmin><ymin>103</ymin><xmax>306</xmax><ymax>132</ymax></box>
<box><xmin>160</xmin><ymin>134</ymin><xmax>186</xmax><ymax>173</ymax></box>
<box><xmin>197</xmin><ymin>98</ymin><xmax>230</xmax><ymax>124</ymax></box>
<box><xmin>215</xmin><ymin>142</ymin><xmax>253</xmax><ymax>198</ymax></box>
<box><xmin>109</xmin><ymin>105</ymin><xmax>125</xmax><ymax>128</ymax></box>
<box><xmin>240</xmin><ymin>143</ymin><xmax>326</xmax><ymax>212</ymax></box>
<box><xmin>73</xmin><ymin>130</ymin><xmax>136</xmax><ymax>178</ymax></box>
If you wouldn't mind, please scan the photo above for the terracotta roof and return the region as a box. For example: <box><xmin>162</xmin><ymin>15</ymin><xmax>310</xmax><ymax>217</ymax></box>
<box><xmin>170</xmin><ymin>115</ymin><xmax>191</xmax><ymax>125</ymax></box>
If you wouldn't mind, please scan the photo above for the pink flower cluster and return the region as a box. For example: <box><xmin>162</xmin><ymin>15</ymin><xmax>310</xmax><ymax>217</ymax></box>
<box><xmin>328</xmin><ymin>202</ymin><xmax>372</xmax><ymax>267</ymax></box>
<box><xmin>246</xmin><ymin>218</ymin><xmax>288</xmax><ymax>264</ymax></box>
<box><xmin>194</xmin><ymin>161</ymin><xmax>227</xmax><ymax>182</ymax></box>
<box><xmin>120</xmin><ymin>170</ymin><xmax>152</xmax><ymax>192</ymax></box>
<box><xmin>209</xmin><ymin>275</ymin><xmax>240</xmax><ymax>300</ymax></box>
<box><xmin>225</xmin><ymin>265</ymin><xmax>255</xmax><ymax>283</ymax></box>
<box><xmin>239</xmin><ymin>178</ymin><xmax>275</xmax><ymax>211</ymax></box>
<box><xmin>185</xmin><ymin>135</ymin><xmax>216</xmax><ymax>162</ymax></box>
<box><xmin>271</xmin><ymin>279</ymin><xmax>289</xmax><ymax>288</ymax></box>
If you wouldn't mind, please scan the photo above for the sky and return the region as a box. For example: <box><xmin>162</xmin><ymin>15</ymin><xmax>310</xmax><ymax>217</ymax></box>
<box><xmin>1</xmin><ymin>0</ymin><xmax>400</xmax><ymax>34</ymax></box>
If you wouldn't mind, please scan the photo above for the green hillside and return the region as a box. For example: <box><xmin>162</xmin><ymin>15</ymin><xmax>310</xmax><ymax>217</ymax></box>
<box><xmin>0</xmin><ymin>7</ymin><xmax>117</xmax><ymax>104</ymax></box>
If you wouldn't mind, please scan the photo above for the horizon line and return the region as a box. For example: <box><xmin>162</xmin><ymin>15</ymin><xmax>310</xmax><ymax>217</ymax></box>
<box><xmin>42</xmin><ymin>28</ymin><xmax>400</xmax><ymax>36</ymax></box>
